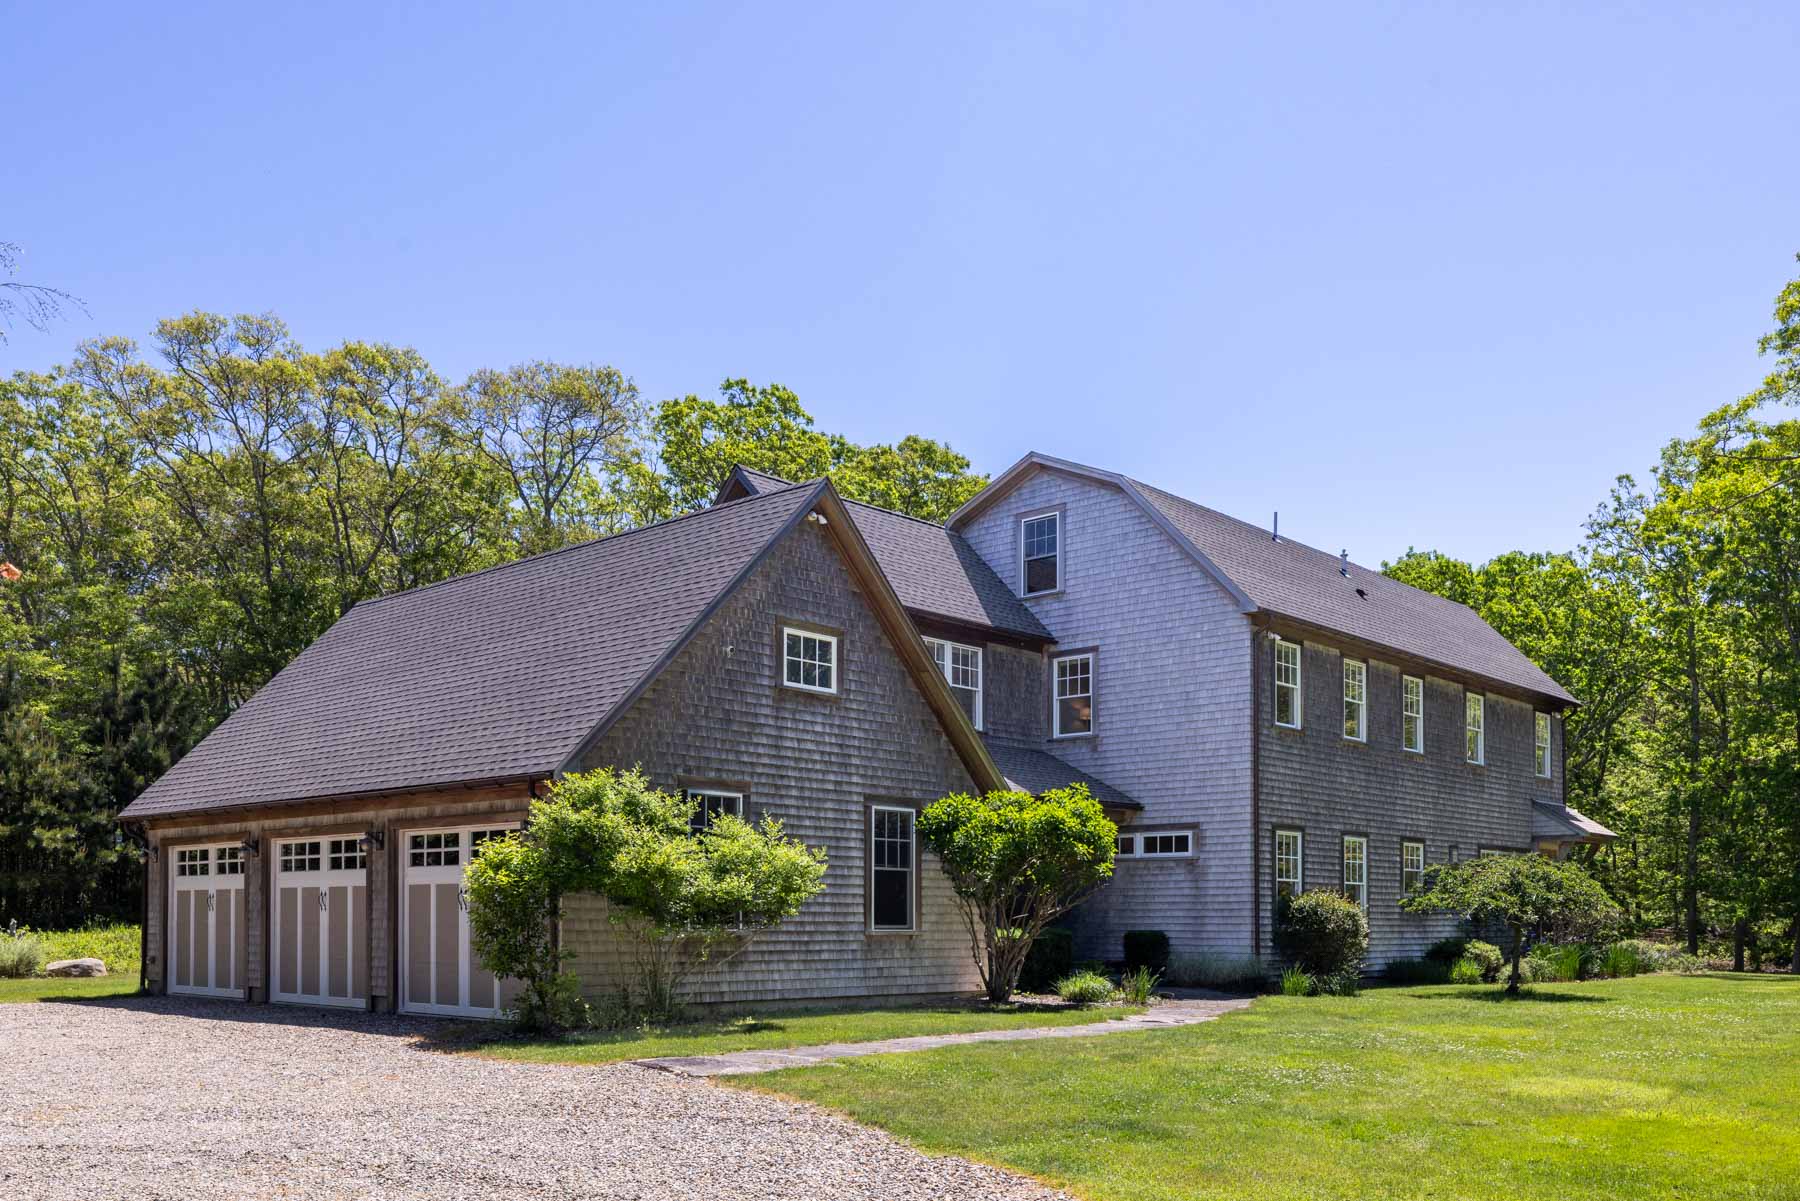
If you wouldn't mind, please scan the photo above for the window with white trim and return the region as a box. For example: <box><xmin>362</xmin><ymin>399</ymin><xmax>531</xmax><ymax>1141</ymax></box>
<box><xmin>1342</xmin><ymin>659</ymin><xmax>1367</xmax><ymax>742</ymax></box>
<box><xmin>327</xmin><ymin>838</ymin><xmax>365</xmax><ymax>871</ymax></box>
<box><xmin>215</xmin><ymin>846</ymin><xmax>243</xmax><ymax>875</ymax></box>
<box><xmin>175</xmin><ymin>847</ymin><xmax>210</xmax><ymax>877</ymax></box>
<box><xmin>1535</xmin><ymin>713</ymin><xmax>1551</xmax><ymax>778</ymax></box>
<box><xmin>1115</xmin><ymin>831</ymin><xmax>1193</xmax><ymax>858</ymax></box>
<box><xmin>926</xmin><ymin>638</ymin><xmax>983</xmax><ymax>730</ymax></box>
<box><xmin>1275</xmin><ymin>830</ymin><xmax>1303</xmax><ymax>899</ymax></box>
<box><xmin>783</xmin><ymin>627</ymin><xmax>837</xmax><ymax>694</ymax></box>
<box><xmin>1480</xmin><ymin>848</ymin><xmax>1506</xmax><ymax>859</ymax></box>
<box><xmin>1402</xmin><ymin>675</ymin><xmax>1424</xmax><ymax>753</ymax></box>
<box><xmin>1465</xmin><ymin>693</ymin><xmax>1485</xmax><ymax>764</ymax></box>
<box><xmin>1053</xmin><ymin>653</ymin><xmax>1093</xmax><ymax>737</ymax></box>
<box><xmin>1274</xmin><ymin>639</ymin><xmax>1302</xmax><ymax>728</ymax></box>
<box><xmin>1402</xmin><ymin>840</ymin><xmax>1425</xmax><ymax>895</ymax></box>
<box><xmin>408</xmin><ymin>831</ymin><xmax>461</xmax><ymax>867</ymax></box>
<box><xmin>687</xmin><ymin>789</ymin><xmax>744</xmax><ymax>834</ymax></box>
<box><xmin>869</xmin><ymin>806</ymin><xmax>915</xmax><ymax>931</ymax></box>
<box><xmin>1020</xmin><ymin>512</ymin><xmax>1060</xmax><ymax>596</ymax></box>
<box><xmin>1342</xmin><ymin>835</ymin><xmax>1367</xmax><ymax>909</ymax></box>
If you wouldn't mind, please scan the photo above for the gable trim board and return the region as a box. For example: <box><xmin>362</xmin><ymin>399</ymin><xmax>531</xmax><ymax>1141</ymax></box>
<box><xmin>949</xmin><ymin>451</ymin><xmax>1578</xmax><ymax>712</ymax></box>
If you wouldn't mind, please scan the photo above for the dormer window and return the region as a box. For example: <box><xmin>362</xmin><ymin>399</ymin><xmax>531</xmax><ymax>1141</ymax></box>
<box><xmin>1020</xmin><ymin>512</ymin><xmax>1060</xmax><ymax>596</ymax></box>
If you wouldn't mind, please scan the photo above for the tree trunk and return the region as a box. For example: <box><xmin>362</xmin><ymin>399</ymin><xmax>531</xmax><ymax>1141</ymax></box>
<box><xmin>1685</xmin><ymin>617</ymin><xmax>1702</xmax><ymax>956</ymax></box>
<box><xmin>1507</xmin><ymin>925</ymin><xmax>1524</xmax><ymax>995</ymax></box>
<box><xmin>1733</xmin><ymin>916</ymin><xmax>1747</xmax><ymax>972</ymax></box>
<box><xmin>1791</xmin><ymin>913</ymin><xmax>1800</xmax><ymax>976</ymax></box>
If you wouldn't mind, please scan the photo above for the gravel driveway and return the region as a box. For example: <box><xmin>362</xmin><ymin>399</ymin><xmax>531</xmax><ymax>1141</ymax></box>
<box><xmin>1</xmin><ymin>995</ymin><xmax>1069</xmax><ymax>1201</ymax></box>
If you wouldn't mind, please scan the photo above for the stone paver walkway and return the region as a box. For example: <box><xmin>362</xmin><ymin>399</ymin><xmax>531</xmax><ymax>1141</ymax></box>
<box><xmin>633</xmin><ymin>995</ymin><xmax>1252</xmax><ymax>1076</ymax></box>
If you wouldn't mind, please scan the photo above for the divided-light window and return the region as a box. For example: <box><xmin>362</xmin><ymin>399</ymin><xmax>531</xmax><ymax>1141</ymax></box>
<box><xmin>1342</xmin><ymin>835</ymin><xmax>1367</xmax><ymax>909</ymax></box>
<box><xmin>1274</xmin><ymin>639</ymin><xmax>1302</xmax><ymax>728</ymax></box>
<box><xmin>926</xmin><ymin>638</ymin><xmax>983</xmax><ymax>729</ymax></box>
<box><xmin>1054</xmin><ymin>653</ymin><xmax>1094</xmax><ymax>737</ymax></box>
<box><xmin>1116</xmin><ymin>832</ymin><xmax>1193</xmax><ymax>858</ymax></box>
<box><xmin>783</xmin><ymin>628</ymin><xmax>837</xmax><ymax>694</ymax></box>
<box><xmin>869</xmin><ymin>806</ymin><xmax>915</xmax><ymax>932</ymax></box>
<box><xmin>1535</xmin><ymin>713</ymin><xmax>1552</xmax><ymax>778</ymax></box>
<box><xmin>1021</xmin><ymin>512</ymin><xmax>1060</xmax><ymax>595</ymax></box>
<box><xmin>1402</xmin><ymin>676</ymin><xmax>1424</xmax><ymax>752</ymax></box>
<box><xmin>1342</xmin><ymin>659</ymin><xmax>1367</xmax><ymax>742</ymax></box>
<box><xmin>1465</xmin><ymin>693</ymin><xmax>1485</xmax><ymax>764</ymax></box>
<box><xmin>1402</xmin><ymin>840</ymin><xmax>1425</xmax><ymax>895</ymax></box>
<box><xmin>687</xmin><ymin>790</ymin><xmax>744</xmax><ymax>834</ymax></box>
<box><xmin>1275</xmin><ymin>830</ymin><xmax>1303</xmax><ymax>899</ymax></box>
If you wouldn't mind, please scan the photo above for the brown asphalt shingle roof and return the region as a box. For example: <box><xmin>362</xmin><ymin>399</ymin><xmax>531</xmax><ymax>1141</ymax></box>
<box><xmin>120</xmin><ymin>482</ymin><xmax>822</xmax><ymax>820</ymax></box>
<box><xmin>721</xmin><ymin>467</ymin><xmax>1050</xmax><ymax>641</ymax></box>
<box><xmin>1129</xmin><ymin>480</ymin><xmax>1576</xmax><ymax>705</ymax></box>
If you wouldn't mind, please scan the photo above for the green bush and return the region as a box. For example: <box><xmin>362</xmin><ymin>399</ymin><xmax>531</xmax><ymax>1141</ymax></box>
<box><xmin>1384</xmin><ymin>957</ymin><xmax>1451</xmax><ymax>985</ymax></box>
<box><xmin>1166</xmin><ymin>951</ymin><xmax>1268</xmax><ymax>991</ymax></box>
<box><xmin>1279</xmin><ymin>966</ymin><xmax>1313</xmax><ymax>996</ymax></box>
<box><xmin>1122</xmin><ymin>930</ymin><xmax>1170</xmax><ymax>973</ymax></box>
<box><xmin>1461</xmin><ymin>940</ymin><xmax>1504</xmax><ymax>982</ymax></box>
<box><xmin>1599</xmin><ymin>941</ymin><xmax>1645</xmax><ymax>978</ymax></box>
<box><xmin>1055</xmin><ymin>970</ymin><xmax>1117</xmax><ymax>1005</ymax></box>
<box><xmin>1449</xmin><ymin>956</ymin><xmax>1485</xmax><ymax>984</ymax></box>
<box><xmin>1118</xmin><ymin>965</ymin><xmax>1161</xmax><ymax>1004</ymax></box>
<box><xmin>40</xmin><ymin>922</ymin><xmax>140</xmax><ymax>972</ymax></box>
<box><xmin>0</xmin><ymin>933</ymin><xmax>46</xmax><ymax>978</ymax></box>
<box><xmin>1274</xmin><ymin>891</ymin><xmax>1369</xmax><ymax>982</ymax></box>
<box><xmin>1527</xmin><ymin>942</ymin><xmax>1594</xmax><ymax>982</ymax></box>
<box><xmin>1018</xmin><ymin>927</ymin><xmax>1075</xmax><ymax>993</ymax></box>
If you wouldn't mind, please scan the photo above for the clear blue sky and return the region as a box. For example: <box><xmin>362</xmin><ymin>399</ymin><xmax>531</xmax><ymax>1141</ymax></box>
<box><xmin>7</xmin><ymin>2</ymin><xmax>1797</xmax><ymax>564</ymax></box>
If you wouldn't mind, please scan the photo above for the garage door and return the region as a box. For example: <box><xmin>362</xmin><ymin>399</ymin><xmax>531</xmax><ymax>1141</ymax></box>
<box><xmin>399</xmin><ymin>825</ymin><xmax>522</xmax><ymax>1018</ymax></box>
<box><xmin>168</xmin><ymin>843</ymin><xmax>247</xmax><ymax>999</ymax></box>
<box><xmin>271</xmin><ymin>837</ymin><xmax>369</xmax><ymax>1009</ymax></box>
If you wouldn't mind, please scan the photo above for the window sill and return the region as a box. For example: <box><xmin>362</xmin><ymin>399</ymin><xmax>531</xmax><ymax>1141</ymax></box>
<box><xmin>1021</xmin><ymin>589</ymin><xmax>1064</xmax><ymax>601</ymax></box>
<box><xmin>1051</xmin><ymin>731</ymin><xmax>1095</xmax><ymax>741</ymax></box>
<box><xmin>865</xmin><ymin>929</ymin><xmax>917</xmax><ymax>939</ymax></box>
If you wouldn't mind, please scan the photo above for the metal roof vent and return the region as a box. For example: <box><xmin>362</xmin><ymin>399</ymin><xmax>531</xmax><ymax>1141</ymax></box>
<box><xmin>1339</xmin><ymin>549</ymin><xmax>1350</xmax><ymax>578</ymax></box>
<box><xmin>1272</xmin><ymin>512</ymin><xmax>1280</xmax><ymax>543</ymax></box>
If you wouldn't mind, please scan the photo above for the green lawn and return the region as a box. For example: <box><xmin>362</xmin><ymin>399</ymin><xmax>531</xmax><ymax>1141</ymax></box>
<box><xmin>732</xmin><ymin>974</ymin><xmax>1800</xmax><ymax>1201</ymax></box>
<box><xmin>0</xmin><ymin>974</ymin><xmax>141</xmax><ymax>1003</ymax></box>
<box><xmin>468</xmin><ymin>1000</ymin><xmax>1146</xmax><ymax>1065</ymax></box>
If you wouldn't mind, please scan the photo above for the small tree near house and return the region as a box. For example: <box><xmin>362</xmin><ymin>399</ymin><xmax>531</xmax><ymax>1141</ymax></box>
<box><xmin>918</xmin><ymin>785</ymin><xmax>1117</xmax><ymax>1004</ymax></box>
<box><xmin>466</xmin><ymin>767</ymin><xmax>827</xmax><ymax>1028</ymax></box>
<box><xmin>1400</xmin><ymin>853</ymin><xmax>1620</xmax><ymax>994</ymax></box>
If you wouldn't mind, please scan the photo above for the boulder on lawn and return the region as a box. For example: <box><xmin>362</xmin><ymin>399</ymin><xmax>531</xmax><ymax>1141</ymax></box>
<box><xmin>44</xmin><ymin>958</ymin><xmax>107</xmax><ymax>978</ymax></box>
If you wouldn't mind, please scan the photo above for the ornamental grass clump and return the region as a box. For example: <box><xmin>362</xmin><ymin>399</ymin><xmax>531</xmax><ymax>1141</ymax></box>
<box><xmin>1279</xmin><ymin>966</ymin><xmax>1313</xmax><ymax>996</ymax></box>
<box><xmin>1118</xmin><ymin>965</ymin><xmax>1161</xmax><ymax>1004</ymax></box>
<box><xmin>1055</xmin><ymin>969</ymin><xmax>1117</xmax><ymax>1005</ymax></box>
<box><xmin>0</xmin><ymin>931</ymin><xmax>46</xmax><ymax>978</ymax></box>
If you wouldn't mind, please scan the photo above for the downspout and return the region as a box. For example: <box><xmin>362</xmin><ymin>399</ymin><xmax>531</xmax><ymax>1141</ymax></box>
<box><xmin>1250</xmin><ymin>613</ymin><xmax>1265</xmax><ymax>958</ymax></box>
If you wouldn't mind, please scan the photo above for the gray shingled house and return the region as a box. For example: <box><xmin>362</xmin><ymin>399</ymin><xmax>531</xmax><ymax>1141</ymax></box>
<box><xmin>121</xmin><ymin>454</ymin><xmax>1609</xmax><ymax>1015</ymax></box>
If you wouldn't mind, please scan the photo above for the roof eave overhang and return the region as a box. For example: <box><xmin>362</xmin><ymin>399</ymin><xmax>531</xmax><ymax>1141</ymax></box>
<box><xmin>120</xmin><ymin>771</ymin><xmax>549</xmax><ymax>829</ymax></box>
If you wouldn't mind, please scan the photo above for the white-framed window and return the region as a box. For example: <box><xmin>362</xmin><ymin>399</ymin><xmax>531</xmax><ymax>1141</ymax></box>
<box><xmin>1465</xmin><ymin>693</ymin><xmax>1485</xmax><ymax>764</ymax></box>
<box><xmin>1535</xmin><ymin>712</ymin><xmax>1551</xmax><ymax>777</ymax></box>
<box><xmin>1480</xmin><ymin>848</ymin><xmax>1506</xmax><ymax>859</ymax></box>
<box><xmin>327</xmin><ymin>838</ymin><xmax>365</xmax><ymax>871</ymax></box>
<box><xmin>1342</xmin><ymin>835</ymin><xmax>1367</xmax><ymax>909</ymax></box>
<box><xmin>926</xmin><ymin>638</ymin><xmax>983</xmax><ymax>730</ymax></box>
<box><xmin>1402</xmin><ymin>840</ymin><xmax>1425</xmax><ymax>895</ymax></box>
<box><xmin>408</xmin><ymin>831</ymin><xmax>461</xmax><ymax>868</ymax></box>
<box><xmin>1053</xmin><ymin>652</ymin><xmax>1094</xmax><ymax>737</ymax></box>
<box><xmin>1020</xmin><ymin>511</ymin><xmax>1061</xmax><ymax>596</ymax></box>
<box><xmin>215</xmin><ymin>846</ymin><xmax>243</xmax><ymax>875</ymax></box>
<box><xmin>783</xmin><ymin>627</ymin><xmax>837</xmax><ymax>694</ymax></box>
<box><xmin>1275</xmin><ymin>830</ymin><xmax>1303</xmax><ymax>899</ymax></box>
<box><xmin>1401</xmin><ymin>676</ymin><xmax>1424</xmax><ymax>752</ymax></box>
<box><xmin>175</xmin><ymin>847</ymin><xmax>210</xmax><ymax>877</ymax></box>
<box><xmin>686</xmin><ymin>789</ymin><xmax>744</xmax><ymax>834</ymax></box>
<box><xmin>1274</xmin><ymin>639</ymin><xmax>1302</xmax><ymax>728</ymax></box>
<box><xmin>1342</xmin><ymin>659</ymin><xmax>1367</xmax><ymax>742</ymax></box>
<box><xmin>280</xmin><ymin>841</ymin><xmax>322</xmax><ymax>873</ymax></box>
<box><xmin>869</xmin><ymin>805</ymin><xmax>916</xmax><ymax>932</ymax></box>
<box><xmin>1116</xmin><ymin>831</ymin><xmax>1193</xmax><ymax>858</ymax></box>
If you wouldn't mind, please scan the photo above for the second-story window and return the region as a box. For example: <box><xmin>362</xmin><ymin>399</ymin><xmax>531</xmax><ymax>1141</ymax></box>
<box><xmin>1535</xmin><ymin>712</ymin><xmax>1551</xmax><ymax>778</ymax></box>
<box><xmin>1465</xmin><ymin>692</ymin><xmax>1485</xmax><ymax>764</ymax></box>
<box><xmin>1021</xmin><ymin>512</ymin><xmax>1060</xmax><ymax>596</ymax></box>
<box><xmin>1274</xmin><ymin>639</ymin><xmax>1302</xmax><ymax>728</ymax></box>
<box><xmin>1342</xmin><ymin>660</ymin><xmax>1367</xmax><ymax>742</ymax></box>
<box><xmin>926</xmin><ymin>638</ymin><xmax>983</xmax><ymax>730</ymax></box>
<box><xmin>1402</xmin><ymin>675</ymin><xmax>1424</xmax><ymax>752</ymax></box>
<box><xmin>783</xmin><ymin>627</ymin><xmax>837</xmax><ymax>694</ymax></box>
<box><xmin>1053</xmin><ymin>652</ymin><xmax>1094</xmax><ymax>737</ymax></box>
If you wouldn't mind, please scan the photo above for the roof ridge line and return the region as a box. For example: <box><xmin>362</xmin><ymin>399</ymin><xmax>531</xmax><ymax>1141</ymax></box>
<box><xmin>353</xmin><ymin>479</ymin><xmax>822</xmax><ymax>611</ymax></box>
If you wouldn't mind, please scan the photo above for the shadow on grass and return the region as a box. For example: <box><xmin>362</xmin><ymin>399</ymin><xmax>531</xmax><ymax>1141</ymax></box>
<box><xmin>1407</xmin><ymin>987</ymin><xmax>1610</xmax><ymax>1004</ymax></box>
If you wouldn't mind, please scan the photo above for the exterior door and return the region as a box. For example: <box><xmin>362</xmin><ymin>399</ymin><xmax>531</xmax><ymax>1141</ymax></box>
<box><xmin>399</xmin><ymin>825</ymin><xmax>521</xmax><ymax>1018</ymax></box>
<box><xmin>167</xmin><ymin>843</ymin><xmax>247</xmax><ymax>998</ymax></box>
<box><xmin>270</xmin><ymin>837</ymin><xmax>369</xmax><ymax>1009</ymax></box>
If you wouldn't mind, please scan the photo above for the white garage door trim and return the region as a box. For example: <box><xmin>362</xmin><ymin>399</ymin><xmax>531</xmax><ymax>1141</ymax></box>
<box><xmin>398</xmin><ymin>824</ymin><xmax>521</xmax><ymax>1018</ymax></box>
<box><xmin>167</xmin><ymin>843</ymin><xmax>247</xmax><ymax>999</ymax></box>
<box><xmin>269</xmin><ymin>835</ymin><xmax>370</xmax><ymax>1009</ymax></box>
